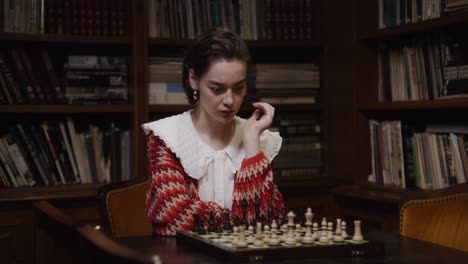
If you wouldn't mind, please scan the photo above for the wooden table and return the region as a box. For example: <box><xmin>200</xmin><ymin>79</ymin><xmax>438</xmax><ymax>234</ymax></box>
<box><xmin>116</xmin><ymin>228</ymin><xmax>468</xmax><ymax>264</ymax></box>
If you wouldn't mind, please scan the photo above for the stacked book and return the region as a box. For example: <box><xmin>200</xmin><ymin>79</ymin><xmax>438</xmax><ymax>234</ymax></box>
<box><xmin>148</xmin><ymin>57</ymin><xmax>187</xmax><ymax>105</ymax></box>
<box><xmin>271</xmin><ymin>113</ymin><xmax>321</xmax><ymax>177</ymax></box>
<box><xmin>64</xmin><ymin>55</ymin><xmax>128</xmax><ymax>104</ymax></box>
<box><xmin>442</xmin><ymin>62</ymin><xmax>468</xmax><ymax>98</ymax></box>
<box><xmin>254</xmin><ymin>63</ymin><xmax>320</xmax><ymax>105</ymax></box>
<box><xmin>0</xmin><ymin>119</ymin><xmax>131</xmax><ymax>188</ymax></box>
<box><xmin>444</xmin><ymin>0</ymin><xmax>468</xmax><ymax>13</ymax></box>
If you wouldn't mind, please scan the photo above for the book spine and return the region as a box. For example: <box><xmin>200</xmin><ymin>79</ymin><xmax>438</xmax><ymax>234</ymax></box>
<box><xmin>41</xmin><ymin>123</ymin><xmax>66</xmax><ymax>184</ymax></box>
<box><xmin>10</xmin><ymin>48</ymin><xmax>34</xmax><ymax>104</ymax></box>
<box><xmin>16</xmin><ymin>124</ymin><xmax>50</xmax><ymax>185</ymax></box>
<box><xmin>3</xmin><ymin>134</ymin><xmax>35</xmax><ymax>186</ymax></box>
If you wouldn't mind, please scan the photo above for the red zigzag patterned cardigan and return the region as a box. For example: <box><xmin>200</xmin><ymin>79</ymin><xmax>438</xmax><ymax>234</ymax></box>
<box><xmin>145</xmin><ymin>133</ymin><xmax>285</xmax><ymax>236</ymax></box>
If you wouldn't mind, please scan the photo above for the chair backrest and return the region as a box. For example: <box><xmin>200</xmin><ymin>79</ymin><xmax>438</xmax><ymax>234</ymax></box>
<box><xmin>399</xmin><ymin>183</ymin><xmax>468</xmax><ymax>252</ymax></box>
<box><xmin>33</xmin><ymin>200</ymin><xmax>159</xmax><ymax>264</ymax></box>
<box><xmin>98</xmin><ymin>180</ymin><xmax>153</xmax><ymax>237</ymax></box>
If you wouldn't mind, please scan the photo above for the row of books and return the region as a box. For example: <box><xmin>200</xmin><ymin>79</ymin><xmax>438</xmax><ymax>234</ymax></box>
<box><xmin>377</xmin><ymin>32</ymin><xmax>468</xmax><ymax>101</ymax></box>
<box><xmin>377</xmin><ymin>0</ymin><xmax>468</xmax><ymax>29</ymax></box>
<box><xmin>255</xmin><ymin>63</ymin><xmax>320</xmax><ymax>104</ymax></box>
<box><xmin>271</xmin><ymin>113</ymin><xmax>322</xmax><ymax>178</ymax></box>
<box><xmin>64</xmin><ymin>55</ymin><xmax>128</xmax><ymax>104</ymax></box>
<box><xmin>0</xmin><ymin>50</ymin><xmax>129</xmax><ymax>105</ymax></box>
<box><xmin>147</xmin><ymin>57</ymin><xmax>320</xmax><ymax>105</ymax></box>
<box><xmin>148</xmin><ymin>57</ymin><xmax>186</xmax><ymax>105</ymax></box>
<box><xmin>0</xmin><ymin>0</ymin><xmax>128</xmax><ymax>36</ymax></box>
<box><xmin>148</xmin><ymin>0</ymin><xmax>316</xmax><ymax>40</ymax></box>
<box><xmin>0</xmin><ymin>119</ymin><xmax>131</xmax><ymax>188</ymax></box>
<box><xmin>368</xmin><ymin>120</ymin><xmax>468</xmax><ymax>190</ymax></box>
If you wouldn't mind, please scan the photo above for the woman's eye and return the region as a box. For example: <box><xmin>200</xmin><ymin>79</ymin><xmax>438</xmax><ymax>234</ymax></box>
<box><xmin>210</xmin><ymin>86</ymin><xmax>224</xmax><ymax>93</ymax></box>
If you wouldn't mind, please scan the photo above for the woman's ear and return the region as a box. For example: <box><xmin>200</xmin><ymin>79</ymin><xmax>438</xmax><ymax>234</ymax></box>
<box><xmin>188</xmin><ymin>69</ymin><xmax>198</xmax><ymax>90</ymax></box>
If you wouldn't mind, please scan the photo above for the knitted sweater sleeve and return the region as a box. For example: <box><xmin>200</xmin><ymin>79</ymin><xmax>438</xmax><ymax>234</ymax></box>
<box><xmin>232</xmin><ymin>151</ymin><xmax>285</xmax><ymax>225</ymax></box>
<box><xmin>145</xmin><ymin>134</ymin><xmax>225</xmax><ymax>236</ymax></box>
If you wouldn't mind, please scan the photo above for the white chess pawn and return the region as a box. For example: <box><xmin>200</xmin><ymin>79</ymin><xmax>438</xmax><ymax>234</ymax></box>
<box><xmin>248</xmin><ymin>225</ymin><xmax>254</xmax><ymax>235</ymax></box>
<box><xmin>341</xmin><ymin>221</ymin><xmax>348</xmax><ymax>239</ymax></box>
<box><xmin>319</xmin><ymin>221</ymin><xmax>329</xmax><ymax>243</ymax></box>
<box><xmin>271</xmin><ymin>220</ymin><xmax>278</xmax><ymax>231</ymax></box>
<box><xmin>232</xmin><ymin>226</ymin><xmax>239</xmax><ymax>245</ymax></box>
<box><xmin>254</xmin><ymin>222</ymin><xmax>264</xmax><ymax>247</ymax></box>
<box><xmin>352</xmin><ymin>220</ymin><xmax>363</xmax><ymax>241</ymax></box>
<box><xmin>327</xmin><ymin>222</ymin><xmax>334</xmax><ymax>240</ymax></box>
<box><xmin>312</xmin><ymin>222</ymin><xmax>319</xmax><ymax>241</ymax></box>
<box><xmin>269</xmin><ymin>229</ymin><xmax>281</xmax><ymax>246</ymax></box>
<box><xmin>237</xmin><ymin>225</ymin><xmax>248</xmax><ymax>247</ymax></box>
<box><xmin>263</xmin><ymin>225</ymin><xmax>270</xmax><ymax>243</ymax></box>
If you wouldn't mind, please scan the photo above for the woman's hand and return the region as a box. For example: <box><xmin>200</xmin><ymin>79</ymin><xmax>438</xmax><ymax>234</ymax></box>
<box><xmin>243</xmin><ymin>102</ymin><xmax>275</xmax><ymax>158</ymax></box>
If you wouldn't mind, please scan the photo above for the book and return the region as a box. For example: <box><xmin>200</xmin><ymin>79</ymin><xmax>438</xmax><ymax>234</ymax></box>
<box><xmin>16</xmin><ymin>124</ymin><xmax>50</xmax><ymax>185</ymax></box>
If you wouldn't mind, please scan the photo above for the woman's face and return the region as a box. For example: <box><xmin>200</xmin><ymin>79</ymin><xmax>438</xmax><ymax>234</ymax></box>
<box><xmin>190</xmin><ymin>59</ymin><xmax>247</xmax><ymax>125</ymax></box>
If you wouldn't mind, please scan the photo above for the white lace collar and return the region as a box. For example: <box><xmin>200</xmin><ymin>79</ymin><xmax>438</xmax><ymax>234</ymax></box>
<box><xmin>141</xmin><ymin>110</ymin><xmax>282</xmax><ymax>179</ymax></box>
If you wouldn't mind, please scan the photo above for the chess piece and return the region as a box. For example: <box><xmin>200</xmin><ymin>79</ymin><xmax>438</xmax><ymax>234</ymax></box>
<box><xmin>319</xmin><ymin>221</ymin><xmax>329</xmax><ymax>243</ymax></box>
<box><xmin>271</xmin><ymin>220</ymin><xmax>278</xmax><ymax>231</ymax></box>
<box><xmin>312</xmin><ymin>222</ymin><xmax>319</xmax><ymax>241</ymax></box>
<box><xmin>208</xmin><ymin>211</ymin><xmax>216</xmax><ymax>233</ymax></box>
<box><xmin>192</xmin><ymin>213</ymin><xmax>200</xmax><ymax>233</ymax></box>
<box><xmin>302</xmin><ymin>208</ymin><xmax>314</xmax><ymax>244</ymax></box>
<box><xmin>341</xmin><ymin>221</ymin><xmax>348</xmax><ymax>239</ymax></box>
<box><xmin>285</xmin><ymin>211</ymin><xmax>296</xmax><ymax>245</ymax></box>
<box><xmin>241</xmin><ymin>198</ymin><xmax>249</xmax><ymax>227</ymax></box>
<box><xmin>327</xmin><ymin>222</ymin><xmax>334</xmax><ymax>240</ymax></box>
<box><xmin>263</xmin><ymin>225</ymin><xmax>270</xmax><ymax>243</ymax></box>
<box><xmin>268</xmin><ymin>229</ymin><xmax>281</xmax><ymax>246</ymax></box>
<box><xmin>223</xmin><ymin>209</ymin><xmax>232</xmax><ymax>231</ymax></box>
<box><xmin>352</xmin><ymin>220</ymin><xmax>363</xmax><ymax>241</ymax></box>
<box><xmin>254</xmin><ymin>222</ymin><xmax>264</xmax><ymax>247</ymax></box>
<box><xmin>232</xmin><ymin>226</ymin><xmax>239</xmax><ymax>245</ymax></box>
<box><xmin>216</xmin><ymin>216</ymin><xmax>223</xmax><ymax>233</ymax></box>
<box><xmin>254</xmin><ymin>200</ymin><xmax>261</xmax><ymax>225</ymax></box>
<box><xmin>333</xmin><ymin>218</ymin><xmax>344</xmax><ymax>243</ymax></box>
<box><xmin>267</xmin><ymin>206</ymin><xmax>273</xmax><ymax>225</ymax></box>
<box><xmin>237</xmin><ymin>225</ymin><xmax>248</xmax><ymax>247</ymax></box>
<box><xmin>199</xmin><ymin>218</ymin><xmax>207</xmax><ymax>235</ymax></box>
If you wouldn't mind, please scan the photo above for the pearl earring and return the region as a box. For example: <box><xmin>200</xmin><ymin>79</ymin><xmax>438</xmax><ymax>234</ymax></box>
<box><xmin>193</xmin><ymin>90</ymin><xmax>198</xmax><ymax>100</ymax></box>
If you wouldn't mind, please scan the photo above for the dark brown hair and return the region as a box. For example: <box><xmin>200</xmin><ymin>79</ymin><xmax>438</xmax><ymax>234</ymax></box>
<box><xmin>183</xmin><ymin>28</ymin><xmax>251</xmax><ymax>105</ymax></box>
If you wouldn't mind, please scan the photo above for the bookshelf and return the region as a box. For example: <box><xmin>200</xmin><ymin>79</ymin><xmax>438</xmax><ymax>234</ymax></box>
<box><xmin>142</xmin><ymin>0</ymin><xmax>331</xmax><ymax>212</ymax></box>
<box><xmin>333</xmin><ymin>0</ymin><xmax>468</xmax><ymax>231</ymax></box>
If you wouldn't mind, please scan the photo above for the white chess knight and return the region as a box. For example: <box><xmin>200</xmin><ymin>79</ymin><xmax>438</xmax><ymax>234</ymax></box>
<box><xmin>352</xmin><ymin>220</ymin><xmax>364</xmax><ymax>241</ymax></box>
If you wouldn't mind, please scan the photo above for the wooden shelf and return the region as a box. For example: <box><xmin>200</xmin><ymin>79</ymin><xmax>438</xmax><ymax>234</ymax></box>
<box><xmin>359</xmin><ymin>98</ymin><xmax>468</xmax><ymax>111</ymax></box>
<box><xmin>148</xmin><ymin>38</ymin><xmax>321</xmax><ymax>48</ymax></box>
<box><xmin>360</xmin><ymin>12</ymin><xmax>468</xmax><ymax>41</ymax></box>
<box><xmin>0</xmin><ymin>33</ymin><xmax>132</xmax><ymax>45</ymax></box>
<box><xmin>0</xmin><ymin>105</ymin><xmax>134</xmax><ymax>114</ymax></box>
<box><xmin>330</xmin><ymin>184</ymin><xmax>403</xmax><ymax>205</ymax></box>
<box><xmin>0</xmin><ymin>183</ymin><xmax>104</xmax><ymax>202</ymax></box>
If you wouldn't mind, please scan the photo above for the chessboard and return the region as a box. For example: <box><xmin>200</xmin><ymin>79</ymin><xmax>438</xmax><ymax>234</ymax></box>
<box><xmin>176</xmin><ymin>209</ymin><xmax>385</xmax><ymax>263</ymax></box>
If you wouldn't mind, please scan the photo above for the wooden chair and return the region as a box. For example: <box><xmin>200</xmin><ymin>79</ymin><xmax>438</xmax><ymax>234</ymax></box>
<box><xmin>98</xmin><ymin>180</ymin><xmax>153</xmax><ymax>237</ymax></box>
<box><xmin>399</xmin><ymin>183</ymin><xmax>468</xmax><ymax>252</ymax></box>
<box><xmin>33</xmin><ymin>200</ymin><xmax>159</xmax><ymax>264</ymax></box>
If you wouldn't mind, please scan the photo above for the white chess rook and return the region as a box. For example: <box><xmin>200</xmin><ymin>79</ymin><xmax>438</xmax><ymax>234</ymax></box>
<box><xmin>352</xmin><ymin>220</ymin><xmax>363</xmax><ymax>241</ymax></box>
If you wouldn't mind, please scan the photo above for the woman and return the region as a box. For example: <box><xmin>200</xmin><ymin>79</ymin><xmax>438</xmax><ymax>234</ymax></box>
<box><xmin>142</xmin><ymin>28</ymin><xmax>285</xmax><ymax>236</ymax></box>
